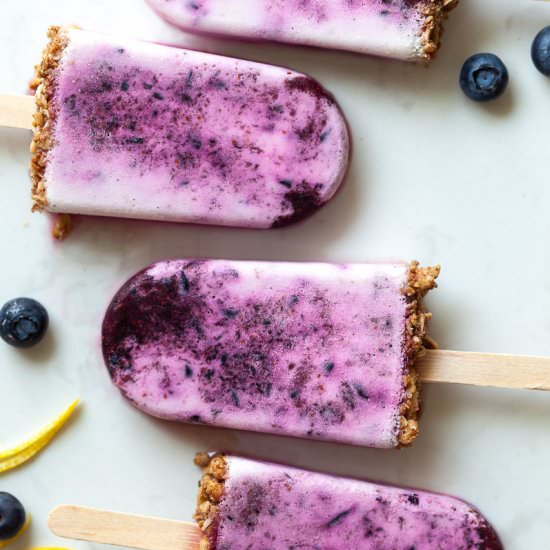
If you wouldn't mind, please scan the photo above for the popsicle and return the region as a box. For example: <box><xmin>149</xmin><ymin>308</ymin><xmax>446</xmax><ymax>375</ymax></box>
<box><xmin>47</xmin><ymin>454</ymin><xmax>503</xmax><ymax>550</ymax></box>
<box><xmin>103</xmin><ymin>259</ymin><xmax>439</xmax><ymax>449</ymax></box>
<box><xmin>103</xmin><ymin>258</ymin><xmax>550</xmax><ymax>449</ymax></box>
<box><xmin>146</xmin><ymin>0</ymin><xmax>458</xmax><ymax>62</ymax></box>
<box><xmin>195</xmin><ymin>453</ymin><xmax>502</xmax><ymax>550</ymax></box>
<box><xmin>12</xmin><ymin>26</ymin><xmax>350</xmax><ymax>230</ymax></box>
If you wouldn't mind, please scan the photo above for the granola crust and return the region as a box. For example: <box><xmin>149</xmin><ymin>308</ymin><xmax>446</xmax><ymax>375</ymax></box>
<box><xmin>194</xmin><ymin>452</ymin><xmax>228</xmax><ymax>550</ymax></box>
<box><xmin>29</xmin><ymin>25</ymin><xmax>68</xmax><ymax>212</ymax></box>
<box><xmin>398</xmin><ymin>261</ymin><xmax>440</xmax><ymax>446</ymax></box>
<box><xmin>51</xmin><ymin>213</ymin><xmax>72</xmax><ymax>240</ymax></box>
<box><xmin>418</xmin><ymin>0</ymin><xmax>459</xmax><ymax>60</ymax></box>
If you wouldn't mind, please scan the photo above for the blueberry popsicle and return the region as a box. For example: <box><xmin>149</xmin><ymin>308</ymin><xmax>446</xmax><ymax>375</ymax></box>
<box><xmin>146</xmin><ymin>0</ymin><xmax>458</xmax><ymax>62</ymax></box>
<box><xmin>47</xmin><ymin>454</ymin><xmax>501</xmax><ymax>550</ymax></box>
<box><xmin>29</xmin><ymin>27</ymin><xmax>349</xmax><ymax>228</ymax></box>
<box><xmin>195</xmin><ymin>453</ymin><xmax>502</xmax><ymax>550</ymax></box>
<box><xmin>102</xmin><ymin>259</ymin><xmax>439</xmax><ymax>449</ymax></box>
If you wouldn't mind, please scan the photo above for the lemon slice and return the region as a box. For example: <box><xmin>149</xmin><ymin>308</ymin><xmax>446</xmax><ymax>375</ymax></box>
<box><xmin>0</xmin><ymin>514</ymin><xmax>31</xmax><ymax>548</ymax></box>
<box><xmin>0</xmin><ymin>399</ymin><xmax>79</xmax><ymax>474</ymax></box>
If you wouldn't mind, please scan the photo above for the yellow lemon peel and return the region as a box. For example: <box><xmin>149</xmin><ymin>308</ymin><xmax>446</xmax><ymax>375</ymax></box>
<box><xmin>0</xmin><ymin>514</ymin><xmax>31</xmax><ymax>548</ymax></box>
<box><xmin>0</xmin><ymin>399</ymin><xmax>79</xmax><ymax>474</ymax></box>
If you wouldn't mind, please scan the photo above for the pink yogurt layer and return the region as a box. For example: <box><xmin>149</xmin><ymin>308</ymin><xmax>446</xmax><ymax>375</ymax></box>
<box><xmin>146</xmin><ymin>0</ymin><xmax>444</xmax><ymax>61</ymax></box>
<box><xmin>43</xmin><ymin>29</ymin><xmax>349</xmax><ymax>228</ymax></box>
<box><xmin>210</xmin><ymin>455</ymin><xmax>502</xmax><ymax>550</ymax></box>
<box><xmin>104</xmin><ymin>259</ymin><xmax>415</xmax><ymax>448</ymax></box>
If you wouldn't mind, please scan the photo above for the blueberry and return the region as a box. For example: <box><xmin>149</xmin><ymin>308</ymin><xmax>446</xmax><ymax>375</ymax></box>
<box><xmin>0</xmin><ymin>492</ymin><xmax>26</xmax><ymax>541</ymax></box>
<box><xmin>459</xmin><ymin>53</ymin><xmax>509</xmax><ymax>102</ymax></box>
<box><xmin>532</xmin><ymin>26</ymin><xmax>550</xmax><ymax>76</ymax></box>
<box><xmin>0</xmin><ymin>298</ymin><xmax>49</xmax><ymax>348</ymax></box>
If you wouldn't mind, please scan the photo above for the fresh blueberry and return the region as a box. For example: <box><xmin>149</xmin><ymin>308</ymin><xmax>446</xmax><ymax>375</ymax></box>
<box><xmin>532</xmin><ymin>26</ymin><xmax>550</xmax><ymax>76</ymax></box>
<box><xmin>0</xmin><ymin>298</ymin><xmax>49</xmax><ymax>348</ymax></box>
<box><xmin>459</xmin><ymin>53</ymin><xmax>509</xmax><ymax>102</ymax></box>
<box><xmin>0</xmin><ymin>492</ymin><xmax>26</xmax><ymax>541</ymax></box>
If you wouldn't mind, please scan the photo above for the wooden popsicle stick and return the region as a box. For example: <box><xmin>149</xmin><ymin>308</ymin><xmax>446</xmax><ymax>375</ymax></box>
<box><xmin>0</xmin><ymin>94</ymin><xmax>34</xmax><ymax>130</ymax></box>
<box><xmin>418</xmin><ymin>349</ymin><xmax>550</xmax><ymax>391</ymax></box>
<box><xmin>48</xmin><ymin>505</ymin><xmax>201</xmax><ymax>550</ymax></box>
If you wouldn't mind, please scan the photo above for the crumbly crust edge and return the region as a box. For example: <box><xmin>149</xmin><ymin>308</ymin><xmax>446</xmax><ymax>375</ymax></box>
<box><xmin>418</xmin><ymin>0</ymin><xmax>459</xmax><ymax>60</ymax></box>
<box><xmin>398</xmin><ymin>261</ymin><xmax>440</xmax><ymax>446</ymax></box>
<box><xmin>29</xmin><ymin>25</ymin><xmax>68</xmax><ymax>212</ymax></box>
<box><xmin>194</xmin><ymin>452</ymin><xmax>228</xmax><ymax>550</ymax></box>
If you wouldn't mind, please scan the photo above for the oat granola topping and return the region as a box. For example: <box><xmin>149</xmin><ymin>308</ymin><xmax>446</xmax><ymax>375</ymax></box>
<box><xmin>418</xmin><ymin>0</ymin><xmax>459</xmax><ymax>60</ymax></box>
<box><xmin>194</xmin><ymin>453</ymin><xmax>228</xmax><ymax>550</ymax></box>
<box><xmin>398</xmin><ymin>261</ymin><xmax>440</xmax><ymax>446</ymax></box>
<box><xmin>29</xmin><ymin>26</ymin><xmax>68</xmax><ymax>212</ymax></box>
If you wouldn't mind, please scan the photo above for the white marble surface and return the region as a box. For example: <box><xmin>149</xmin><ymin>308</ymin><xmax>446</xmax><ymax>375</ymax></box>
<box><xmin>1</xmin><ymin>1</ymin><xmax>549</xmax><ymax>548</ymax></box>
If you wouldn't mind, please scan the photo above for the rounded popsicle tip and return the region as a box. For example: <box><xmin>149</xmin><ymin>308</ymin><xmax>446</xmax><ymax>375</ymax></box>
<box><xmin>102</xmin><ymin>260</ymin><xmax>218</xmax><ymax>422</ymax></box>
<box><xmin>444</xmin><ymin>494</ymin><xmax>503</xmax><ymax>550</ymax></box>
<box><xmin>101</xmin><ymin>261</ymin><xmax>183</xmax><ymax>399</ymax></box>
<box><xmin>269</xmin><ymin>75</ymin><xmax>350</xmax><ymax>228</ymax></box>
<box><xmin>475</xmin><ymin>518</ymin><xmax>504</xmax><ymax>550</ymax></box>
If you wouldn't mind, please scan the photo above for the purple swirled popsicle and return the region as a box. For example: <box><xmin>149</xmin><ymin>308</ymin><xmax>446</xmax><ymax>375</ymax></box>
<box><xmin>194</xmin><ymin>453</ymin><xmax>502</xmax><ymax>550</ymax></box>
<box><xmin>30</xmin><ymin>27</ymin><xmax>349</xmax><ymax>229</ymax></box>
<box><xmin>102</xmin><ymin>259</ymin><xmax>439</xmax><ymax>448</ymax></box>
<box><xmin>146</xmin><ymin>0</ymin><xmax>458</xmax><ymax>62</ymax></box>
